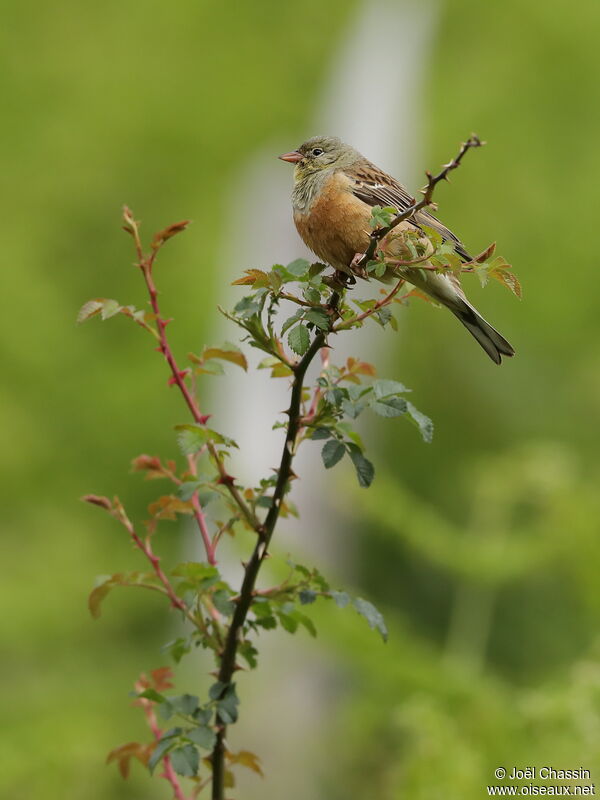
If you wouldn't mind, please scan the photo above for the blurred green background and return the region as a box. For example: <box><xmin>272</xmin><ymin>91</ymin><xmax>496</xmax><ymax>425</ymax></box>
<box><xmin>3</xmin><ymin>0</ymin><xmax>600</xmax><ymax>798</ymax></box>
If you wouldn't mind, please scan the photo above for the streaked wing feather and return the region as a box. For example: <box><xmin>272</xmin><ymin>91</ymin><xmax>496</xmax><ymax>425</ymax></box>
<box><xmin>349</xmin><ymin>161</ymin><xmax>472</xmax><ymax>261</ymax></box>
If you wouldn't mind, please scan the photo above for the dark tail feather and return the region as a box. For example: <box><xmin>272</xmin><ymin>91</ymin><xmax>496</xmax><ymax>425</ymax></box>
<box><xmin>452</xmin><ymin>302</ymin><xmax>515</xmax><ymax>365</ymax></box>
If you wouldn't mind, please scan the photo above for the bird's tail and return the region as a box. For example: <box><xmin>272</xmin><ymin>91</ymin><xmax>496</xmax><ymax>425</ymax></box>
<box><xmin>450</xmin><ymin>300</ymin><xmax>515</xmax><ymax>365</ymax></box>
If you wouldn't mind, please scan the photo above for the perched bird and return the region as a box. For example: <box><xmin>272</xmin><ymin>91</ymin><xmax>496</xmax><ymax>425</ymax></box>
<box><xmin>279</xmin><ymin>135</ymin><xmax>514</xmax><ymax>364</ymax></box>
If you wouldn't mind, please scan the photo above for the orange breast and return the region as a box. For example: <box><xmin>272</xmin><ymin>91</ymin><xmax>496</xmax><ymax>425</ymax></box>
<box><xmin>294</xmin><ymin>172</ymin><xmax>372</xmax><ymax>272</ymax></box>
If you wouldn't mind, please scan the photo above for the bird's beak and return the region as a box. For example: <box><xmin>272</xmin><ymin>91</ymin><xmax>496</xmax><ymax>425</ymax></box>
<box><xmin>278</xmin><ymin>150</ymin><xmax>303</xmax><ymax>163</ymax></box>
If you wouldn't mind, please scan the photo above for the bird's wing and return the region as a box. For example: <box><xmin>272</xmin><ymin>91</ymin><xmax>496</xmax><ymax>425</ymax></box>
<box><xmin>348</xmin><ymin>160</ymin><xmax>472</xmax><ymax>261</ymax></box>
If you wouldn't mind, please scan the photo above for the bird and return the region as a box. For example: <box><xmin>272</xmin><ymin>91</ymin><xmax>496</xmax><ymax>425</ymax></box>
<box><xmin>279</xmin><ymin>135</ymin><xmax>514</xmax><ymax>364</ymax></box>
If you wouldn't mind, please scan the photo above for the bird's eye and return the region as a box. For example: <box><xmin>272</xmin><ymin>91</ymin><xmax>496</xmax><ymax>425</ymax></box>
<box><xmin>312</xmin><ymin>148</ymin><xmax>324</xmax><ymax>156</ymax></box>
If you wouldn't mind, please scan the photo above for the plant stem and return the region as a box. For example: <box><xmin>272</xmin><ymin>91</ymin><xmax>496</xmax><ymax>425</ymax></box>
<box><xmin>137</xmin><ymin>257</ymin><xmax>261</xmax><ymax>549</ymax></box>
<box><xmin>210</xmin><ymin>331</ymin><xmax>326</xmax><ymax>800</ymax></box>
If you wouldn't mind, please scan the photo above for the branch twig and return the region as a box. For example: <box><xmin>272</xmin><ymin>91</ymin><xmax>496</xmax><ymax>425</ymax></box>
<box><xmin>357</xmin><ymin>135</ymin><xmax>484</xmax><ymax>268</ymax></box>
<box><xmin>210</xmin><ymin>325</ymin><xmax>328</xmax><ymax>799</ymax></box>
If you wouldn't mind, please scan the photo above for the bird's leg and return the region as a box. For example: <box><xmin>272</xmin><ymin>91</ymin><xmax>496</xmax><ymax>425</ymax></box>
<box><xmin>349</xmin><ymin>253</ymin><xmax>368</xmax><ymax>279</ymax></box>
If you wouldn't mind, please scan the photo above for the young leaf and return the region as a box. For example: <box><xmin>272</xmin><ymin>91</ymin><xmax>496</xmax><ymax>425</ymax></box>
<box><xmin>288</xmin><ymin>324</ymin><xmax>310</xmax><ymax>356</ymax></box>
<box><xmin>201</xmin><ymin>343</ymin><xmax>247</xmax><ymax>371</ymax></box>
<box><xmin>352</xmin><ymin>597</ymin><xmax>388</xmax><ymax>642</ymax></box>
<box><xmin>406</xmin><ymin>401</ymin><xmax>434</xmax><ymax>443</ymax></box>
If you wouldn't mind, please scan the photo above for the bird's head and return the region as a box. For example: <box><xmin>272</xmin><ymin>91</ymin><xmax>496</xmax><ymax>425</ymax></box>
<box><xmin>279</xmin><ymin>136</ymin><xmax>359</xmax><ymax>181</ymax></box>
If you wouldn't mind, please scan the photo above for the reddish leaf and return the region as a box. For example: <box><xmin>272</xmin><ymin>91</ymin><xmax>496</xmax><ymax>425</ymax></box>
<box><xmin>148</xmin><ymin>495</ymin><xmax>194</xmax><ymax>521</ymax></box>
<box><xmin>151</xmin><ymin>220</ymin><xmax>190</xmax><ymax>250</ymax></box>
<box><xmin>81</xmin><ymin>494</ymin><xmax>113</xmax><ymax>511</ymax></box>
<box><xmin>232</xmin><ymin>269</ymin><xmax>268</xmax><ymax>286</ymax></box>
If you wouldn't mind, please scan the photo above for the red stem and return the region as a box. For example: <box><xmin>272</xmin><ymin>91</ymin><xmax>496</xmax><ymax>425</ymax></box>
<box><xmin>142</xmin><ymin>701</ymin><xmax>190</xmax><ymax>800</ymax></box>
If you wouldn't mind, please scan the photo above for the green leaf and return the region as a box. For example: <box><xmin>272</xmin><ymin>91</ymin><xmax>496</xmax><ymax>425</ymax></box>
<box><xmin>304</xmin><ymin>308</ymin><xmax>330</xmax><ymax>331</ymax></box>
<box><xmin>137</xmin><ymin>688</ymin><xmax>165</xmax><ymax>704</ymax></box>
<box><xmin>77</xmin><ymin>299</ymin><xmax>103</xmax><ymax>324</ymax></box>
<box><xmin>310</xmin><ymin>427</ymin><xmax>333</xmax><ymax>440</ymax></box>
<box><xmin>169</xmin><ymin>744</ymin><xmax>199</xmax><ymax>777</ymax></box>
<box><xmin>277</xmin><ymin>612</ymin><xmax>298</xmax><ymax>634</ymax></box>
<box><xmin>233</xmin><ymin>294</ymin><xmax>263</xmax><ymax>318</ymax></box>
<box><xmin>370</xmin><ymin>396</ymin><xmax>407</xmax><ymax>418</ymax></box>
<box><xmin>172</xmin><ymin>563</ymin><xmax>220</xmax><ymax>590</ymax></box>
<box><xmin>175</xmin><ymin>424</ymin><xmax>238</xmax><ymax>455</ymax></box>
<box><xmin>321</xmin><ymin>439</ymin><xmax>345</xmax><ymax>469</ymax></box>
<box><xmin>347</xmin><ymin>446</ymin><xmax>375</xmax><ymax>488</ymax></box>
<box><xmin>216</xmin><ymin>684</ymin><xmax>239</xmax><ymax>724</ymax></box>
<box><xmin>299</xmin><ymin>589</ymin><xmax>317</xmax><ymax>605</ymax></box>
<box><xmin>286</xmin><ymin>258</ymin><xmax>311</xmax><ymax>277</ymax></box>
<box><xmin>148</xmin><ymin>735</ymin><xmax>177</xmax><ymax>773</ymax></box>
<box><xmin>208</xmin><ymin>681</ymin><xmax>226</xmax><ymax>701</ymax></box>
<box><xmin>331</xmin><ymin>590</ymin><xmax>350</xmax><ymax>608</ymax></box>
<box><xmin>212</xmin><ymin>589</ymin><xmax>235</xmax><ymax>617</ymax></box>
<box><xmin>294</xmin><ymin>610</ymin><xmax>317</xmax><ymax>637</ymax></box>
<box><xmin>373</xmin><ymin>379</ymin><xmax>410</xmax><ymax>397</ymax></box>
<box><xmin>281</xmin><ymin>309</ymin><xmax>304</xmax><ymax>335</ymax></box>
<box><xmin>353</xmin><ymin>597</ymin><xmax>388</xmax><ymax>642</ymax></box>
<box><xmin>162</xmin><ymin>637</ymin><xmax>191</xmax><ymax>664</ymax></box>
<box><xmin>101</xmin><ymin>298</ymin><xmax>121</xmax><ymax>320</ymax></box>
<box><xmin>303</xmin><ymin>286</ymin><xmax>321</xmax><ymax>304</ymax></box>
<box><xmin>369</xmin><ymin>205</ymin><xmax>397</xmax><ymax>229</ymax></box>
<box><xmin>375</xmin><ymin>305</ymin><xmax>393</xmax><ymax>325</ymax></box>
<box><xmin>178</xmin><ymin>482</ymin><xmax>218</xmax><ymax>505</ymax></box>
<box><xmin>239</xmin><ymin>640</ymin><xmax>259</xmax><ymax>669</ymax></box>
<box><xmin>406</xmin><ymin>401</ymin><xmax>434</xmax><ymax>443</ymax></box>
<box><xmin>169</xmin><ymin>694</ymin><xmax>200</xmax><ymax>716</ymax></box>
<box><xmin>288</xmin><ymin>325</ymin><xmax>310</xmax><ymax>356</ymax></box>
<box><xmin>186</xmin><ymin>725</ymin><xmax>216</xmax><ymax>750</ymax></box>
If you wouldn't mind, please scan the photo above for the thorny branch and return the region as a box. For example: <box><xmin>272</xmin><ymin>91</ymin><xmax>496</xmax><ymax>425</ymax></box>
<box><xmin>357</xmin><ymin>134</ymin><xmax>484</xmax><ymax>268</ymax></box>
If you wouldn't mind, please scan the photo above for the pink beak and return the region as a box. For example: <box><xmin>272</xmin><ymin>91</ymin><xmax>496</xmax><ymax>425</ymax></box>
<box><xmin>278</xmin><ymin>150</ymin><xmax>303</xmax><ymax>163</ymax></box>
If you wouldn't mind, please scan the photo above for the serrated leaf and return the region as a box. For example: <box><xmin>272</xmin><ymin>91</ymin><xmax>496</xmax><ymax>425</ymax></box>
<box><xmin>288</xmin><ymin>325</ymin><xmax>310</xmax><ymax>356</ymax></box>
<box><xmin>217</xmin><ymin>684</ymin><xmax>239</xmax><ymax>724</ymax></box>
<box><xmin>169</xmin><ymin>694</ymin><xmax>200</xmax><ymax>716</ymax></box>
<box><xmin>353</xmin><ymin>597</ymin><xmax>388</xmax><ymax>642</ymax></box>
<box><xmin>148</xmin><ymin>736</ymin><xmax>176</xmax><ymax>774</ymax></box>
<box><xmin>303</xmin><ymin>286</ymin><xmax>321</xmax><ymax>304</ymax></box>
<box><xmin>186</xmin><ymin>725</ymin><xmax>216</xmax><ymax>750</ymax></box>
<box><xmin>101</xmin><ymin>299</ymin><xmax>121</xmax><ymax>320</ymax></box>
<box><xmin>310</xmin><ymin>427</ymin><xmax>333</xmax><ymax>440</ymax></box>
<box><xmin>406</xmin><ymin>401</ymin><xmax>434</xmax><ymax>443</ymax></box>
<box><xmin>373</xmin><ymin>379</ymin><xmax>411</xmax><ymax>397</ymax></box>
<box><xmin>137</xmin><ymin>688</ymin><xmax>166</xmax><ymax>704</ymax></box>
<box><xmin>370</xmin><ymin>396</ymin><xmax>407</xmax><ymax>418</ymax></box>
<box><xmin>281</xmin><ymin>309</ymin><xmax>304</xmax><ymax>336</ymax></box>
<box><xmin>77</xmin><ymin>299</ymin><xmax>104</xmax><ymax>324</ymax></box>
<box><xmin>321</xmin><ymin>439</ymin><xmax>345</xmax><ymax>469</ymax></box>
<box><xmin>169</xmin><ymin>744</ymin><xmax>199</xmax><ymax>777</ymax></box>
<box><xmin>489</xmin><ymin>265</ymin><xmax>522</xmax><ymax>298</ymax></box>
<box><xmin>175</xmin><ymin>424</ymin><xmax>238</xmax><ymax>455</ymax></box>
<box><xmin>331</xmin><ymin>590</ymin><xmax>350</xmax><ymax>608</ymax></box>
<box><xmin>347</xmin><ymin>447</ymin><xmax>375</xmax><ymax>488</ymax></box>
<box><xmin>299</xmin><ymin>589</ymin><xmax>317</xmax><ymax>605</ymax></box>
<box><xmin>239</xmin><ymin>640</ymin><xmax>259</xmax><ymax>669</ymax></box>
<box><xmin>232</xmin><ymin>269</ymin><xmax>269</xmax><ymax>286</ymax></box>
<box><xmin>286</xmin><ymin>258</ymin><xmax>311</xmax><ymax>277</ymax></box>
<box><xmin>212</xmin><ymin>589</ymin><xmax>235</xmax><ymax>616</ymax></box>
<box><xmin>227</xmin><ymin>750</ymin><xmax>264</xmax><ymax>777</ymax></box>
<box><xmin>202</xmin><ymin>344</ymin><xmax>247</xmax><ymax>371</ymax></box>
<box><xmin>304</xmin><ymin>308</ymin><xmax>330</xmax><ymax>331</ymax></box>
